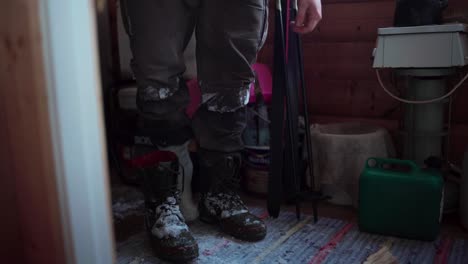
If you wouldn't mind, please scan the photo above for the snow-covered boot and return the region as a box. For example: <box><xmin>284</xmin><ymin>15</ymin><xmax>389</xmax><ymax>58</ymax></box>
<box><xmin>139</xmin><ymin>150</ymin><xmax>199</xmax><ymax>262</ymax></box>
<box><xmin>198</xmin><ymin>150</ymin><xmax>267</xmax><ymax>241</ymax></box>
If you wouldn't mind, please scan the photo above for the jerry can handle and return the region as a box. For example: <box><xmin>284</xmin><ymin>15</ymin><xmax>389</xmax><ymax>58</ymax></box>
<box><xmin>366</xmin><ymin>158</ymin><xmax>420</xmax><ymax>172</ymax></box>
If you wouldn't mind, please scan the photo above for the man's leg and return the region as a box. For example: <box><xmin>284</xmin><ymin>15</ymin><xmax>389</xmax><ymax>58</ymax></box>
<box><xmin>194</xmin><ymin>0</ymin><xmax>269</xmax><ymax>241</ymax></box>
<box><xmin>121</xmin><ymin>0</ymin><xmax>199</xmax><ymax>261</ymax></box>
<box><xmin>123</xmin><ymin>0</ymin><xmax>194</xmax><ymax>144</ymax></box>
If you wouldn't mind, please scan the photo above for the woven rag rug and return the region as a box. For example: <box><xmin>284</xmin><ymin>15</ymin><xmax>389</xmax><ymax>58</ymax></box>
<box><xmin>117</xmin><ymin>208</ymin><xmax>468</xmax><ymax>264</ymax></box>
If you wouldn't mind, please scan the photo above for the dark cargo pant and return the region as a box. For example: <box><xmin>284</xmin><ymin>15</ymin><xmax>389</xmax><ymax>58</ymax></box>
<box><xmin>121</xmin><ymin>0</ymin><xmax>268</xmax><ymax>152</ymax></box>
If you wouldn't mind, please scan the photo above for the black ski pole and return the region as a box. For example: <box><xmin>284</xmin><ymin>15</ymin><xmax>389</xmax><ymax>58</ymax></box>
<box><xmin>267</xmin><ymin>0</ymin><xmax>288</xmax><ymax>218</ymax></box>
<box><xmin>292</xmin><ymin>1</ymin><xmax>315</xmax><ymax>193</ymax></box>
<box><xmin>292</xmin><ymin>0</ymin><xmax>321</xmax><ymax>223</ymax></box>
<box><xmin>282</xmin><ymin>0</ymin><xmax>302</xmax><ymax>221</ymax></box>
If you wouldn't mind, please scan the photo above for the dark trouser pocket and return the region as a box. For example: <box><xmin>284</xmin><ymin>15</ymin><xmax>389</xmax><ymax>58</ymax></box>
<box><xmin>119</xmin><ymin>0</ymin><xmax>132</xmax><ymax>36</ymax></box>
<box><xmin>257</xmin><ymin>0</ymin><xmax>269</xmax><ymax>51</ymax></box>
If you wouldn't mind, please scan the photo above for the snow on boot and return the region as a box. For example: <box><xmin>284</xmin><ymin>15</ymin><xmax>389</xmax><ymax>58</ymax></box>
<box><xmin>159</xmin><ymin>141</ymin><xmax>199</xmax><ymax>222</ymax></box>
<box><xmin>198</xmin><ymin>151</ymin><xmax>267</xmax><ymax>242</ymax></box>
<box><xmin>139</xmin><ymin>150</ymin><xmax>199</xmax><ymax>262</ymax></box>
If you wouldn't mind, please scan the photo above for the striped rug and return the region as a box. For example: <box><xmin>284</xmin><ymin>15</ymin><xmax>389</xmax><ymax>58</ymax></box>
<box><xmin>117</xmin><ymin>208</ymin><xmax>468</xmax><ymax>264</ymax></box>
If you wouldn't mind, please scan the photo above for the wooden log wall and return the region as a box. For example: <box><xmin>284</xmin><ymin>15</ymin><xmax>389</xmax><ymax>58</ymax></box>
<box><xmin>258</xmin><ymin>0</ymin><xmax>468</xmax><ymax>164</ymax></box>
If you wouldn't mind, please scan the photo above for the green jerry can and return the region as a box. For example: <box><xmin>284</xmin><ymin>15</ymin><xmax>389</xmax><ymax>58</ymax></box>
<box><xmin>359</xmin><ymin>158</ymin><xmax>444</xmax><ymax>241</ymax></box>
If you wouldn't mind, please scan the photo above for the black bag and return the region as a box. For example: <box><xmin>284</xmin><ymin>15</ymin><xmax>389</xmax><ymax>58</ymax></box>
<box><xmin>394</xmin><ymin>0</ymin><xmax>448</xmax><ymax>27</ymax></box>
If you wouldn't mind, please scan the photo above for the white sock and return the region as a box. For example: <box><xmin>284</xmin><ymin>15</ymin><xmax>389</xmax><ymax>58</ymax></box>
<box><xmin>159</xmin><ymin>141</ymin><xmax>199</xmax><ymax>222</ymax></box>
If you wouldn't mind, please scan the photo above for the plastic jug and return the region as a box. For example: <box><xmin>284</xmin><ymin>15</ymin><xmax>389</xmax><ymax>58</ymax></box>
<box><xmin>359</xmin><ymin>158</ymin><xmax>444</xmax><ymax>241</ymax></box>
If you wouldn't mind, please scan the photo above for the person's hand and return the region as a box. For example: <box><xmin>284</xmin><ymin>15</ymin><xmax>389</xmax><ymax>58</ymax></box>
<box><xmin>292</xmin><ymin>0</ymin><xmax>322</xmax><ymax>34</ymax></box>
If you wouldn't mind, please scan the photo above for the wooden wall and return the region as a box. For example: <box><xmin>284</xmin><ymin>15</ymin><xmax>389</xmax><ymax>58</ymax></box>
<box><xmin>258</xmin><ymin>0</ymin><xmax>468</xmax><ymax>164</ymax></box>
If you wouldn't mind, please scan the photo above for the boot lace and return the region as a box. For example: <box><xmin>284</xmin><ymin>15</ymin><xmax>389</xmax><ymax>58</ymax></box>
<box><xmin>141</xmin><ymin>161</ymin><xmax>188</xmax><ymax>239</ymax></box>
<box><xmin>152</xmin><ymin>194</ymin><xmax>189</xmax><ymax>239</ymax></box>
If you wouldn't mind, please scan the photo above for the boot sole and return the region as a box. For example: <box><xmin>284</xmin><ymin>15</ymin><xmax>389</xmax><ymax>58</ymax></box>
<box><xmin>200</xmin><ymin>213</ymin><xmax>267</xmax><ymax>242</ymax></box>
<box><xmin>148</xmin><ymin>232</ymin><xmax>199</xmax><ymax>263</ymax></box>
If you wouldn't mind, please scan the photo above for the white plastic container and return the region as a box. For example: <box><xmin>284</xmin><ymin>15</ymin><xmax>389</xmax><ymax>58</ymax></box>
<box><xmin>309</xmin><ymin>122</ymin><xmax>395</xmax><ymax>207</ymax></box>
<box><xmin>461</xmin><ymin>147</ymin><xmax>468</xmax><ymax>230</ymax></box>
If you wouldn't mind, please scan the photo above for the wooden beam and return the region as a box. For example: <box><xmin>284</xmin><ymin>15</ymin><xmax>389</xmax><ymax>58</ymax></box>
<box><xmin>0</xmin><ymin>1</ymin><xmax>67</xmax><ymax>263</ymax></box>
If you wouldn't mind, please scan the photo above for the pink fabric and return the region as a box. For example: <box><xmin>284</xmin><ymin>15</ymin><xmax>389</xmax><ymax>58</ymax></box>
<box><xmin>285</xmin><ymin>0</ymin><xmax>291</xmax><ymax>62</ymax></box>
<box><xmin>249</xmin><ymin>63</ymin><xmax>273</xmax><ymax>104</ymax></box>
<box><xmin>186</xmin><ymin>79</ymin><xmax>201</xmax><ymax>118</ymax></box>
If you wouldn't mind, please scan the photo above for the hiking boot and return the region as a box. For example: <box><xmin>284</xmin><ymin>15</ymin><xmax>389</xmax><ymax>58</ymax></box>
<box><xmin>198</xmin><ymin>150</ymin><xmax>267</xmax><ymax>241</ymax></box>
<box><xmin>139</xmin><ymin>150</ymin><xmax>199</xmax><ymax>262</ymax></box>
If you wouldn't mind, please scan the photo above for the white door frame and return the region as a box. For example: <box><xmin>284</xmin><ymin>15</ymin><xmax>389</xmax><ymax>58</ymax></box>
<box><xmin>39</xmin><ymin>0</ymin><xmax>115</xmax><ymax>263</ymax></box>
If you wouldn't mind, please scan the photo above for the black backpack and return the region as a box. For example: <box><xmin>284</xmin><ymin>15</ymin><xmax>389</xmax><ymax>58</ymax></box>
<box><xmin>394</xmin><ymin>0</ymin><xmax>449</xmax><ymax>27</ymax></box>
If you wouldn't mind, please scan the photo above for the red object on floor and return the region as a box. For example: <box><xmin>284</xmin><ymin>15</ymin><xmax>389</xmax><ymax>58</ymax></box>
<box><xmin>202</xmin><ymin>239</ymin><xmax>231</xmax><ymax>256</ymax></box>
<box><xmin>434</xmin><ymin>237</ymin><xmax>454</xmax><ymax>264</ymax></box>
<box><xmin>307</xmin><ymin>223</ymin><xmax>355</xmax><ymax>264</ymax></box>
<box><xmin>258</xmin><ymin>211</ymin><xmax>270</xmax><ymax>220</ymax></box>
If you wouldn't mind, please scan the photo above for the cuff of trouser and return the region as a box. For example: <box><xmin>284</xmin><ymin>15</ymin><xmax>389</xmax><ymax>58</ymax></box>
<box><xmin>137</xmin><ymin>77</ymin><xmax>190</xmax><ymax>119</ymax></box>
<box><xmin>200</xmin><ymin>84</ymin><xmax>250</xmax><ymax>113</ymax></box>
